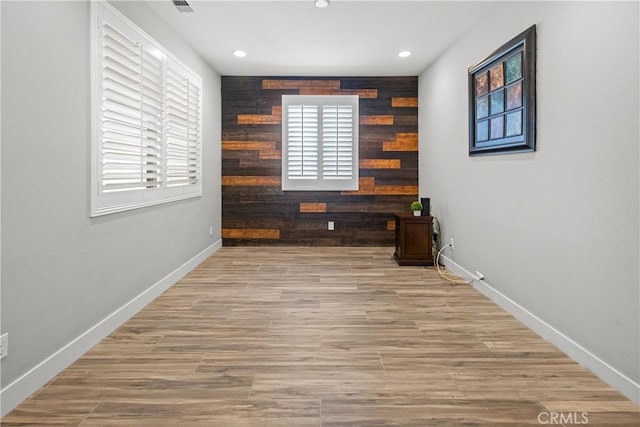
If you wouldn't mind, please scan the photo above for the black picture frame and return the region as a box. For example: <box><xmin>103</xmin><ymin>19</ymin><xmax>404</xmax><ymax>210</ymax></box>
<box><xmin>468</xmin><ymin>25</ymin><xmax>536</xmax><ymax>156</ymax></box>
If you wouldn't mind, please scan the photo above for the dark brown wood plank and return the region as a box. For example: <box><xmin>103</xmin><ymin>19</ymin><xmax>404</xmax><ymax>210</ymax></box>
<box><xmin>237</xmin><ymin>106</ymin><xmax>282</xmax><ymax>125</ymax></box>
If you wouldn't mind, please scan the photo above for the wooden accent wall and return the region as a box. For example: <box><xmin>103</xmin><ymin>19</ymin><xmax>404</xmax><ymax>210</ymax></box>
<box><xmin>222</xmin><ymin>77</ymin><xmax>418</xmax><ymax>246</ymax></box>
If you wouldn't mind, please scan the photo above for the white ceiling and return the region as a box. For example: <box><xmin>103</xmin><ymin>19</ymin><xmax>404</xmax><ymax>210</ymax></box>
<box><xmin>145</xmin><ymin>0</ymin><xmax>498</xmax><ymax>76</ymax></box>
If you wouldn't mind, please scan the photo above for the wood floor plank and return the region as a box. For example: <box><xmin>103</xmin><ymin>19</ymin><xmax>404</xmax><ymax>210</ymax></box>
<box><xmin>80</xmin><ymin>399</ymin><xmax>322</xmax><ymax>427</ymax></box>
<box><xmin>0</xmin><ymin>399</ymin><xmax>100</xmax><ymax>426</ymax></box>
<box><xmin>2</xmin><ymin>247</ymin><xmax>637</xmax><ymax>426</ymax></box>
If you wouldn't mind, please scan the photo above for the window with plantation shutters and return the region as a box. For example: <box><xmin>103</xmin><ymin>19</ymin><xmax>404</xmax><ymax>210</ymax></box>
<box><xmin>91</xmin><ymin>3</ymin><xmax>202</xmax><ymax>216</ymax></box>
<box><xmin>282</xmin><ymin>95</ymin><xmax>359</xmax><ymax>191</ymax></box>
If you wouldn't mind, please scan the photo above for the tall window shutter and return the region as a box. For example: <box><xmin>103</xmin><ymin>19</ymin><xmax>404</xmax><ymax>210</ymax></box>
<box><xmin>187</xmin><ymin>80</ymin><xmax>201</xmax><ymax>185</ymax></box>
<box><xmin>140</xmin><ymin>46</ymin><xmax>164</xmax><ymax>189</ymax></box>
<box><xmin>101</xmin><ymin>23</ymin><xmax>155</xmax><ymax>193</ymax></box>
<box><xmin>166</xmin><ymin>61</ymin><xmax>191</xmax><ymax>186</ymax></box>
<box><xmin>286</xmin><ymin>105</ymin><xmax>318</xmax><ymax>179</ymax></box>
<box><xmin>166</xmin><ymin>58</ymin><xmax>201</xmax><ymax>189</ymax></box>
<box><xmin>322</xmin><ymin>105</ymin><xmax>353</xmax><ymax>179</ymax></box>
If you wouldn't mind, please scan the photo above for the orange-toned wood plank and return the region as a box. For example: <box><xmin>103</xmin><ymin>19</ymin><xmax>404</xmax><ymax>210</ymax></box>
<box><xmin>222</xmin><ymin>141</ymin><xmax>276</xmax><ymax>152</ymax></box>
<box><xmin>383</xmin><ymin>133</ymin><xmax>418</xmax><ymax>152</ymax></box>
<box><xmin>222</xmin><ymin>229</ymin><xmax>280</xmax><ymax>239</ymax></box>
<box><xmin>238</xmin><ymin>106</ymin><xmax>282</xmax><ymax>125</ymax></box>
<box><xmin>361</xmin><ymin>115</ymin><xmax>394</xmax><ymax>126</ymax></box>
<box><xmin>222</xmin><ymin>176</ymin><xmax>281</xmax><ymax>186</ymax></box>
<box><xmin>237</xmin><ymin>115</ymin><xmax>280</xmax><ymax>125</ymax></box>
<box><xmin>392</xmin><ymin>97</ymin><xmax>418</xmax><ymax>107</ymax></box>
<box><xmin>374</xmin><ymin>185</ymin><xmax>419</xmax><ymax>196</ymax></box>
<box><xmin>259</xmin><ymin>150</ymin><xmax>282</xmax><ymax>160</ymax></box>
<box><xmin>299</xmin><ymin>88</ymin><xmax>378</xmax><ymax>99</ymax></box>
<box><xmin>359</xmin><ymin>159</ymin><xmax>401</xmax><ymax>169</ymax></box>
<box><xmin>299</xmin><ymin>203</ymin><xmax>327</xmax><ymax>213</ymax></box>
<box><xmin>341</xmin><ymin>177</ymin><xmax>376</xmax><ymax>195</ymax></box>
<box><xmin>398</xmin><ymin>133</ymin><xmax>418</xmax><ymax>143</ymax></box>
<box><xmin>262</xmin><ymin>80</ymin><xmax>341</xmax><ymax>90</ymax></box>
<box><xmin>387</xmin><ymin>220</ymin><xmax>396</xmax><ymax>231</ymax></box>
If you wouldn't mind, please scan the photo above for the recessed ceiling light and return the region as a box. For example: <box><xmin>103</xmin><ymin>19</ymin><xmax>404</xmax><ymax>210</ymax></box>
<box><xmin>398</xmin><ymin>50</ymin><xmax>412</xmax><ymax>58</ymax></box>
<box><xmin>315</xmin><ymin>0</ymin><xmax>329</xmax><ymax>8</ymax></box>
<box><xmin>233</xmin><ymin>50</ymin><xmax>247</xmax><ymax>58</ymax></box>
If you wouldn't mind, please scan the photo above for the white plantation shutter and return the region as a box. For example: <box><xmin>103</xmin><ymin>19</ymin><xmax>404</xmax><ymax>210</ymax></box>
<box><xmin>322</xmin><ymin>105</ymin><xmax>353</xmax><ymax>180</ymax></box>
<box><xmin>91</xmin><ymin>3</ymin><xmax>202</xmax><ymax>216</ymax></box>
<box><xmin>165</xmin><ymin>60</ymin><xmax>201</xmax><ymax>190</ymax></box>
<box><xmin>101</xmin><ymin>23</ymin><xmax>160</xmax><ymax>193</ymax></box>
<box><xmin>187</xmin><ymin>81</ymin><xmax>202</xmax><ymax>184</ymax></box>
<box><xmin>139</xmin><ymin>45</ymin><xmax>164</xmax><ymax>188</ymax></box>
<box><xmin>287</xmin><ymin>105</ymin><xmax>318</xmax><ymax>179</ymax></box>
<box><xmin>282</xmin><ymin>95</ymin><xmax>358</xmax><ymax>191</ymax></box>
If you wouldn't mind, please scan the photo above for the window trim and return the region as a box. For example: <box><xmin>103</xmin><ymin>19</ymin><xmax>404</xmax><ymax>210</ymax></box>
<box><xmin>281</xmin><ymin>95</ymin><xmax>359</xmax><ymax>192</ymax></box>
<box><xmin>90</xmin><ymin>2</ymin><xmax>202</xmax><ymax>217</ymax></box>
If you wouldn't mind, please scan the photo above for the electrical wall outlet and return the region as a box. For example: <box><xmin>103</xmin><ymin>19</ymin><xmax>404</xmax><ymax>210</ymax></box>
<box><xmin>328</xmin><ymin>221</ymin><xmax>335</xmax><ymax>231</ymax></box>
<box><xmin>450</xmin><ymin>238</ymin><xmax>455</xmax><ymax>250</ymax></box>
<box><xmin>0</xmin><ymin>333</ymin><xmax>8</xmax><ymax>359</ymax></box>
<box><xmin>209</xmin><ymin>226</ymin><xmax>213</xmax><ymax>237</ymax></box>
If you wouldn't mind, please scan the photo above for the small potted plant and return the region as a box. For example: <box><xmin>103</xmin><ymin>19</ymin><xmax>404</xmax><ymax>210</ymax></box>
<box><xmin>410</xmin><ymin>201</ymin><xmax>423</xmax><ymax>216</ymax></box>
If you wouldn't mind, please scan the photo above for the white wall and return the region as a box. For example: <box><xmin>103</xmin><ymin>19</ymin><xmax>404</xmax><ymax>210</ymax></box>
<box><xmin>0</xmin><ymin>0</ymin><xmax>221</xmax><ymax>413</ymax></box>
<box><xmin>419</xmin><ymin>1</ymin><xmax>639</xmax><ymax>401</ymax></box>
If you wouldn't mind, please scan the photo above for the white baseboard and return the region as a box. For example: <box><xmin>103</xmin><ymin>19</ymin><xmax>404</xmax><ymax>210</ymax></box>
<box><xmin>0</xmin><ymin>239</ymin><xmax>222</xmax><ymax>417</ymax></box>
<box><xmin>440</xmin><ymin>254</ymin><xmax>640</xmax><ymax>405</ymax></box>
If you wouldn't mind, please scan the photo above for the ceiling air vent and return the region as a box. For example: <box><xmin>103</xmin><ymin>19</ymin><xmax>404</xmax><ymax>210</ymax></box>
<box><xmin>172</xmin><ymin>0</ymin><xmax>194</xmax><ymax>13</ymax></box>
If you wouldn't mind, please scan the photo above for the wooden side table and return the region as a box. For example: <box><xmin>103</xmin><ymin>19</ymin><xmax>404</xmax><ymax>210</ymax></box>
<box><xmin>393</xmin><ymin>213</ymin><xmax>434</xmax><ymax>266</ymax></box>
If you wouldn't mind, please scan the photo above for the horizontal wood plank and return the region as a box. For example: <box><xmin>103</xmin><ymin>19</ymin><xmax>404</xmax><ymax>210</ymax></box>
<box><xmin>259</xmin><ymin>150</ymin><xmax>282</xmax><ymax>160</ymax></box>
<box><xmin>299</xmin><ymin>203</ymin><xmax>327</xmax><ymax>213</ymax></box>
<box><xmin>383</xmin><ymin>133</ymin><xmax>418</xmax><ymax>151</ymax></box>
<box><xmin>359</xmin><ymin>159</ymin><xmax>401</xmax><ymax>169</ymax></box>
<box><xmin>361</xmin><ymin>115</ymin><xmax>394</xmax><ymax>126</ymax></box>
<box><xmin>222</xmin><ymin>141</ymin><xmax>281</xmax><ymax>160</ymax></box>
<box><xmin>392</xmin><ymin>97</ymin><xmax>418</xmax><ymax>107</ymax></box>
<box><xmin>221</xmin><ymin>228</ymin><xmax>280</xmax><ymax>239</ymax></box>
<box><xmin>222</xmin><ymin>176</ymin><xmax>282</xmax><ymax>186</ymax></box>
<box><xmin>262</xmin><ymin>79</ymin><xmax>341</xmax><ymax>90</ymax></box>
<box><xmin>237</xmin><ymin>106</ymin><xmax>282</xmax><ymax>125</ymax></box>
<box><xmin>222</xmin><ymin>141</ymin><xmax>276</xmax><ymax>151</ymax></box>
<box><xmin>299</xmin><ymin>88</ymin><xmax>378</xmax><ymax>98</ymax></box>
<box><xmin>374</xmin><ymin>185</ymin><xmax>419</xmax><ymax>196</ymax></box>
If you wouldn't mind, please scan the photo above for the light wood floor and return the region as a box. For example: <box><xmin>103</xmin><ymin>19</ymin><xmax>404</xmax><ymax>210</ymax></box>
<box><xmin>2</xmin><ymin>247</ymin><xmax>638</xmax><ymax>426</ymax></box>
